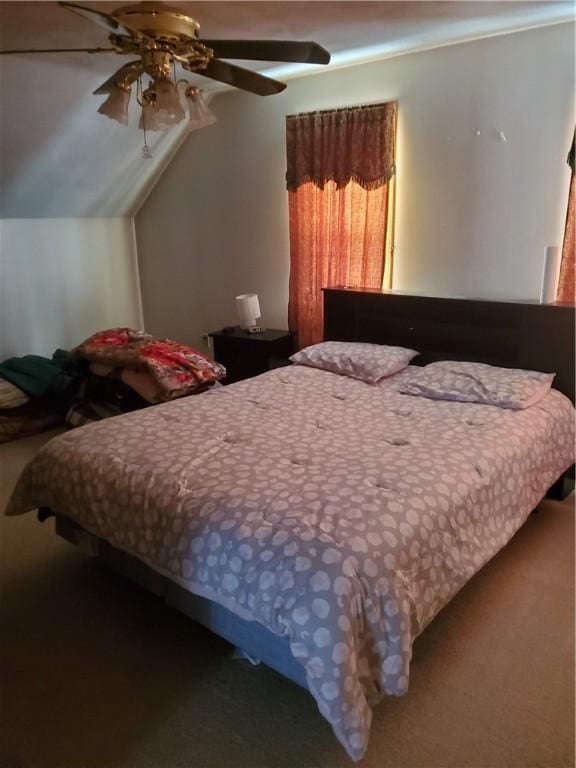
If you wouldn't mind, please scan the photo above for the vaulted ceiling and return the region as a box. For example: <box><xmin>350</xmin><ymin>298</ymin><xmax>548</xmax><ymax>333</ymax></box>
<box><xmin>0</xmin><ymin>1</ymin><xmax>573</xmax><ymax>218</ymax></box>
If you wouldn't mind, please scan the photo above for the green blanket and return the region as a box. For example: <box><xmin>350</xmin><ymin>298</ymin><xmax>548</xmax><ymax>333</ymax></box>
<box><xmin>0</xmin><ymin>350</ymin><xmax>78</xmax><ymax>398</ymax></box>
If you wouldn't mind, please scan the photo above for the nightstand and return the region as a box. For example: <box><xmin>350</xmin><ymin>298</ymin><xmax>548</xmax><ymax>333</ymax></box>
<box><xmin>208</xmin><ymin>327</ymin><xmax>295</xmax><ymax>384</ymax></box>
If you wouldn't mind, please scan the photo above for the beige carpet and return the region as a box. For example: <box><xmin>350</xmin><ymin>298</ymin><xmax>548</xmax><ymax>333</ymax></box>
<box><xmin>0</xmin><ymin>430</ymin><xmax>574</xmax><ymax>768</ymax></box>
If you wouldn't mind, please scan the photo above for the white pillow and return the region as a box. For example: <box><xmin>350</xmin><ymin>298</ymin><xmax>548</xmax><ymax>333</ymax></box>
<box><xmin>400</xmin><ymin>360</ymin><xmax>555</xmax><ymax>409</ymax></box>
<box><xmin>290</xmin><ymin>341</ymin><xmax>418</xmax><ymax>384</ymax></box>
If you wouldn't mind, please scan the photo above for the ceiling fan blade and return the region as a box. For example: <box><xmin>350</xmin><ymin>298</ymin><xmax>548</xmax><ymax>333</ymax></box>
<box><xmin>198</xmin><ymin>39</ymin><xmax>330</xmax><ymax>65</ymax></box>
<box><xmin>0</xmin><ymin>47</ymin><xmax>116</xmax><ymax>55</ymax></box>
<box><xmin>191</xmin><ymin>59</ymin><xmax>286</xmax><ymax>96</ymax></box>
<box><xmin>59</xmin><ymin>2</ymin><xmax>135</xmax><ymax>37</ymax></box>
<box><xmin>93</xmin><ymin>60</ymin><xmax>143</xmax><ymax>94</ymax></box>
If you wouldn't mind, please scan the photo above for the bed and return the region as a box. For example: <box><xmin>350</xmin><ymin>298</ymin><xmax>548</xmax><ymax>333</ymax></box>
<box><xmin>5</xmin><ymin>289</ymin><xmax>575</xmax><ymax>761</ymax></box>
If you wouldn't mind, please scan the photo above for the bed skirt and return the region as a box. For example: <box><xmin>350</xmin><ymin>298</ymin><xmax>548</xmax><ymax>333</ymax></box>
<box><xmin>55</xmin><ymin>514</ymin><xmax>309</xmax><ymax>690</ymax></box>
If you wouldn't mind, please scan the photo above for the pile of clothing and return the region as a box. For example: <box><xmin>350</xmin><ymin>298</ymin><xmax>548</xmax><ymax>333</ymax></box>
<box><xmin>0</xmin><ymin>328</ymin><xmax>226</xmax><ymax>443</ymax></box>
<box><xmin>0</xmin><ymin>350</ymin><xmax>83</xmax><ymax>444</ymax></box>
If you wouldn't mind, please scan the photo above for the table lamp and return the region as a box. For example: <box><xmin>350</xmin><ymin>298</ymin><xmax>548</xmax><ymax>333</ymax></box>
<box><xmin>236</xmin><ymin>294</ymin><xmax>264</xmax><ymax>332</ymax></box>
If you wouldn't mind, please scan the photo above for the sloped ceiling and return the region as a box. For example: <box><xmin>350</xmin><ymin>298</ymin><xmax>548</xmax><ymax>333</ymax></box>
<box><xmin>0</xmin><ymin>1</ymin><xmax>573</xmax><ymax>218</ymax></box>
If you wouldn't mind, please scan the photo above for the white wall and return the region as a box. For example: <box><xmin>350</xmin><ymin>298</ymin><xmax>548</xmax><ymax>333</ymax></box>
<box><xmin>0</xmin><ymin>218</ymin><xmax>143</xmax><ymax>358</ymax></box>
<box><xmin>136</xmin><ymin>24</ymin><xmax>575</xmax><ymax>348</ymax></box>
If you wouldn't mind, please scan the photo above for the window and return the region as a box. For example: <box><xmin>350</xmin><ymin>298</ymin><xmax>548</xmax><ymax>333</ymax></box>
<box><xmin>286</xmin><ymin>102</ymin><xmax>397</xmax><ymax>348</ymax></box>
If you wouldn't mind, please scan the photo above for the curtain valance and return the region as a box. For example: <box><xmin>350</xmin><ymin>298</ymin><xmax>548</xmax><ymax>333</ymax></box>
<box><xmin>286</xmin><ymin>101</ymin><xmax>397</xmax><ymax>192</ymax></box>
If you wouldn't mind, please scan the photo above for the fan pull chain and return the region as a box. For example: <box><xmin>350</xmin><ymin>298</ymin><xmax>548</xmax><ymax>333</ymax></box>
<box><xmin>138</xmin><ymin>76</ymin><xmax>152</xmax><ymax>159</ymax></box>
<box><xmin>142</xmin><ymin>121</ymin><xmax>152</xmax><ymax>160</ymax></box>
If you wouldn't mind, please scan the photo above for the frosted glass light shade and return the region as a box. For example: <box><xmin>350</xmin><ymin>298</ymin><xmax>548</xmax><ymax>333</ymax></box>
<box><xmin>139</xmin><ymin>101</ymin><xmax>169</xmax><ymax>132</ymax></box>
<box><xmin>139</xmin><ymin>79</ymin><xmax>185</xmax><ymax>131</ymax></box>
<box><xmin>236</xmin><ymin>293</ymin><xmax>261</xmax><ymax>329</ymax></box>
<box><xmin>154</xmin><ymin>78</ymin><xmax>185</xmax><ymax>124</ymax></box>
<box><xmin>185</xmin><ymin>88</ymin><xmax>217</xmax><ymax>130</ymax></box>
<box><xmin>97</xmin><ymin>86</ymin><xmax>130</xmax><ymax>125</ymax></box>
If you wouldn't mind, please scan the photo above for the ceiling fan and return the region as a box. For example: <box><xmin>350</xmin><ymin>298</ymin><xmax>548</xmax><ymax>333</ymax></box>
<box><xmin>0</xmin><ymin>1</ymin><xmax>330</xmax><ymax>151</ymax></box>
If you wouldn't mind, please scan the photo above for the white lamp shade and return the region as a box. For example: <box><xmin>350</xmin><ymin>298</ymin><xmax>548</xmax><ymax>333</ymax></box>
<box><xmin>236</xmin><ymin>293</ymin><xmax>261</xmax><ymax>328</ymax></box>
<box><xmin>540</xmin><ymin>246</ymin><xmax>561</xmax><ymax>303</ymax></box>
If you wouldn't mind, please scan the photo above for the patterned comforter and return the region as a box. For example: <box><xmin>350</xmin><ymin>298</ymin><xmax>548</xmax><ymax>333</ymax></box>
<box><xmin>6</xmin><ymin>365</ymin><xmax>575</xmax><ymax>760</ymax></box>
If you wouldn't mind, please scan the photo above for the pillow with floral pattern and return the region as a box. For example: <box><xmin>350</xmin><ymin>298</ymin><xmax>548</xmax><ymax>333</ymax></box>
<box><xmin>400</xmin><ymin>360</ymin><xmax>555</xmax><ymax>409</ymax></box>
<box><xmin>290</xmin><ymin>341</ymin><xmax>418</xmax><ymax>384</ymax></box>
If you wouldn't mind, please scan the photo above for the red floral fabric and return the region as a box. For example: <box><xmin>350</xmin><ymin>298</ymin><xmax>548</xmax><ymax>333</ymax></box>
<box><xmin>74</xmin><ymin>328</ymin><xmax>225</xmax><ymax>401</ymax></box>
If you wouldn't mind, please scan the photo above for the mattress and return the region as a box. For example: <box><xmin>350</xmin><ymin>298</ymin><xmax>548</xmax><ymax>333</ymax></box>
<box><xmin>6</xmin><ymin>364</ymin><xmax>575</xmax><ymax>760</ymax></box>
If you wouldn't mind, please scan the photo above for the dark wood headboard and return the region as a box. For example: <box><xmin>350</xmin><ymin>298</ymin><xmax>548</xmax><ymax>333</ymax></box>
<box><xmin>323</xmin><ymin>288</ymin><xmax>576</xmax><ymax>402</ymax></box>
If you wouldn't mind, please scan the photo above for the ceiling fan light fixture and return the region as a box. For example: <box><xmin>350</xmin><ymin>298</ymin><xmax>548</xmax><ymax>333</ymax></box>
<box><xmin>97</xmin><ymin>83</ymin><xmax>131</xmax><ymax>125</ymax></box>
<box><xmin>6</xmin><ymin>1</ymin><xmax>331</xmax><ymax>154</ymax></box>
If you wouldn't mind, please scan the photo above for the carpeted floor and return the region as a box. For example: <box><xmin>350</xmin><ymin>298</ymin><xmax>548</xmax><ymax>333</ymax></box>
<box><xmin>0</xmin><ymin>429</ymin><xmax>574</xmax><ymax>768</ymax></box>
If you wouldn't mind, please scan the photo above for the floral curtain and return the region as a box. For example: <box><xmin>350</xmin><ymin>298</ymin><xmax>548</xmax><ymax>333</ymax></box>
<box><xmin>286</xmin><ymin>102</ymin><xmax>397</xmax><ymax>348</ymax></box>
<box><xmin>557</xmin><ymin>133</ymin><xmax>575</xmax><ymax>303</ymax></box>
